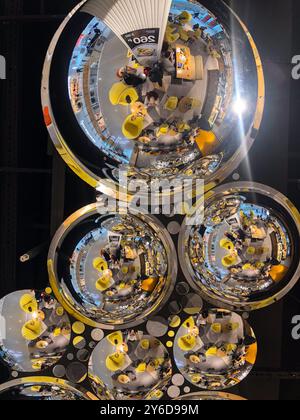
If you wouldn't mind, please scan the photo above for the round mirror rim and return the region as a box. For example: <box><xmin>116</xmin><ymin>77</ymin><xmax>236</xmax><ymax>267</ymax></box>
<box><xmin>0</xmin><ymin>376</ymin><xmax>98</xmax><ymax>400</ymax></box>
<box><xmin>178</xmin><ymin>181</ymin><xmax>300</xmax><ymax>311</ymax></box>
<box><xmin>48</xmin><ymin>203</ymin><xmax>178</xmax><ymax>329</ymax></box>
<box><xmin>175</xmin><ymin>391</ymin><xmax>246</xmax><ymax>400</ymax></box>
<box><xmin>41</xmin><ymin>0</ymin><xmax>265</xmax><ymax>200</ymax></box>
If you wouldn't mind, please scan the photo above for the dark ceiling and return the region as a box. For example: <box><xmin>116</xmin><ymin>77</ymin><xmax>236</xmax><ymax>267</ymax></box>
<box><xmin>0</xmin><ymin>0</ymin><xmax>300</xmax><ymax>400</ymax></box>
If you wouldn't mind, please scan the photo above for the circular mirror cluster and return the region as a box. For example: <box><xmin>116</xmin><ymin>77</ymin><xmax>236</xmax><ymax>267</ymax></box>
<box><xmin>0</xmin><ymin>0</ymin><xmax>299</xmax><ymax>403</ymax></box>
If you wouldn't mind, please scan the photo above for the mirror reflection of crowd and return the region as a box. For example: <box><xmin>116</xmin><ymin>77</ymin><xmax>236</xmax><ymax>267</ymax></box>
<box><xmin>90</xmin><ymin>331</ymin><xmax>171</xmax><ymax>400</ymax></box>
<box><xmin>19</xmin><ymin>292</ymin><xmax>71</xmax><ymax>371</ymax></box>
<box><xmin>177</xmin><ymin>310</ymin><xmax>257</xmax><ymax>390</ymax></box>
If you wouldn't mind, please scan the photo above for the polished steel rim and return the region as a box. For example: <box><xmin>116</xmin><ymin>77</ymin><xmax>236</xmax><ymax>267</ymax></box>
<box><xmin>48</xmin><ymin>203</ymin><xmax>178</xmax><ymax>329</ymax></box>
<box><xmin>178</xmin><ymin>182</ymin><xmax>300</xmax><ymax>311</ymax></box>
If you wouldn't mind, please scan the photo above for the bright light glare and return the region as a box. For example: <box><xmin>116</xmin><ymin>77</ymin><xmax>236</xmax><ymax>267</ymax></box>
<box><xmin>233</xmin><ymin>97</ymin><xmax>247</xmax><ymax>115</ymax></box>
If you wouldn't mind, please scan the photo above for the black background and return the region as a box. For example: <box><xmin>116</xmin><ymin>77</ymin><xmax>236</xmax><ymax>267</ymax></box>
<box><xmin>0</xmin><ymin>0</ymin><xmax>300</xmax><ymax>400</ymax></box>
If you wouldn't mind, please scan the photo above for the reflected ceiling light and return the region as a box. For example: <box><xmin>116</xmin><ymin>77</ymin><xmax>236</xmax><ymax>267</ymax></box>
<box><xmin>179</xmin><ymin>182</ymin><xmax>300</xmax><ymax>311</ymax></box>
<box><xmin>48</xmin><ymin>203</ymin><xmax>177</xmax><ymax>329</ymax></box>
<box><xmin>233</xmin><ymin>97</ymin><xmax>247</xmax><ymax>115</ymax></box>
<box><xmin>41</xmin><ymin>0</ymin><xmax>265</xmax><ymax>199</ymax></box>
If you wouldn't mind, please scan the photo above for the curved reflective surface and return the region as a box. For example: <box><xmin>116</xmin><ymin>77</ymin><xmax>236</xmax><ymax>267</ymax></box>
<box><xmin>174</xmin><ymin>309</ymin><xmax>257</xmax><ymax>390</ymax></box>
<box><xmin>0</xmin><ymin>377</ymin><xmax>96</xmax><ymax>401</ymax></box>
<box><xmin>89</xmin><ymin>330</ymin><xmax>172</xmax><ymax>400</ymax></box>
<box><xmin>48</xmin><ymin>203</ymin><xmax>177</xmax><ymax>329</ymax></box>
<box><xmin>42</xmin><ymin>0</ymin><xmax>264</xmax><ymax>197</ymax></box>
<box><xmin>179</xmin><ymin>182</ymin><xmax>300</xmax><ymax>310</ymax></box>
<box><xmin>176</xmin><ymin>391</ymin><xmax>246</xmax><ymax>400</ymax></box>
<box><xmin>0</xmin><ymin>290</ymin><xmax>71</xmax><ymax>372</ymax></box>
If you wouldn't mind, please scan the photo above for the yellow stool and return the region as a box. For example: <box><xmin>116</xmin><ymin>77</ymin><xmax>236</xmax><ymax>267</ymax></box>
<box><xmin>220</xmin><ymin>238</ymin><xmax>235</xmax><ymax>251</ymax></box>
<box><xmin>269</xmin><ymin>265</ymin><xmax>288</xmax><ymax>282</ymax></box>
<box><xmin>222</xmin><ymin>255</ymin><xmax>238</xmax><ymax>268</ymax></box>
<box><xmin>21</xmin><ymin>319</ymin><xmax>43</xmax><ymax>341</ymax></box>
<box><xmin>19</xmin><ymin>294</ymin><xmax>38</xmax><ymax>314</ymax></box>
<box><xmin>211</xmin><ymin>323</ymin><xmax>222</xmax><ymax>334</ymax></box>
<box><xmin>178</xmin><ymin>334</ymin><xmax>196</xmax><ymax>351</ymax></box>
<box><xmin>107</xmin><ymin>331</ymin><xmax>123</xmax><ymax>347</ymax></box>
<box><xmin>164</xmin><ymin>96</ymin><xmax>179</xmax><ymax>111</ymax></box>
<box><xmin>106</xmin><ymin>353</ymin><xmax>126</xmax><ymax>372</ymax></box>
<box><xmin>194</xmin><ymin>129</ymin><xmax>217</xmax><ymax>154</ymax></box>
<box><xmin>177</xmin><ymin>121</ymin><xmax>190</xmax><ymax>133</ymax></box>
<box><xmin>122</xmin><ymin>114</ymin><xmax>144</xmax><ymax>139</ymax></box>
<box><xmin>179</xmin><ymin>27</ymin><xmax>189</xmax><ymax>42</ymax></box>
<box><xmin>165</xmin><ymin>30</ymin><xmax>180</xmax><ymax>44</ymax></box>
<box><xmin>205</xmin><ymin>347</ymin><xmax>218</xmax><ymax>357</ymax></box>
<box><xmin>157</xmin><ymin>124</ymin><xmax>169</xmax><ymax>136</ymax></box>
<box><xmin>178</xmin><ymin>11</ymin><xmax>193</xmax><ymax>24</ymax></box>
<box><xmin>109</xmin><ymin>82</ymin><xmax>139</xmax><ymax>106</ymax></box>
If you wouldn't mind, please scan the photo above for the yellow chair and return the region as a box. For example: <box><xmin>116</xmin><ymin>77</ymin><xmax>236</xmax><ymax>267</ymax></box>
<box><xmin>165</xmin><ymin>27</ymin><xmax>180</xmax><ymax>44</ymax></box>
<box><xmin>141</xmin><ymin>339</ymin><xmax>150</xmax><ymax>350</ymax></box>
<box><xmin>220</xmin><ymin>238</ymin><xmax>235</xmax><ymax>252</ymax></box>
<box><xmin>179</xmin><ymin>27</ymin><xmax>189</xmax><ymax>42</ymax></box>
<box><xmin>193</xmin><ymin>28</ymin><xmax>202</xmax><ymax>40</ymax></box>
<box><xmin>178</xmin><ymin>334</ymin><xmax>196</xmax><ymax>351</ymax></box>
<box><xmin>183</xmin><ymin>316</ymin><xmax>195</xmax><ymax>330</ymax></box>
<box><xmin>107</xmin><ymin>331</ymin><xmax>124</xmax><ymax>347</ymax></box>
<box><xmin>211</xmin><ymin>323</ymin><xmax>222</xmax><ymax>334</ymax></box>
<box><xmin>21</xmin><ymin>319</ymin><xmax>43</xmax><ymax>341</ymax></box>
<box><xmin>19</xmin><ymin>294</ymin><xmax>38</xmax><ymax>314</ymax></box>
<box><xmin>269</xmin><ymin>265</ymin><xmax>288</xmax><ymax>282</ymax></box>
<box><xmin>106</xmin><ymin>352</ymin><xmax>126</xmax><ymax>372</ymax></box>
<box><xmin>136</xmin><ymin>363</ymin><xmax>147</xmax><ymax>373</ymax></box>
<box><xmin>93</xmin><ymin>257</ymin><xmax>108</xmax><ymax>272</ymax></box>
<box><xmin>178</xmin><ymin>97</ymin><xmax>201</xmax><ymax>113</ymax></box>
<box><xmin>205</xmin><ymin>347</ymin><xmax>218</xmax><ymax>357</ymax></box>
<box><xmin>95</xmin><ymin>273</ymin><xmax>113</xmax><ymax>292</ymax></box>
<box><xmin>194</xmin><ymin>129</ymin><xmax>217</xmax><ymax>154</ymax></box>
<box><xmin>164</xmin><ymin>96</ymin><xmax>179</xmax><ymax>111</ymax></box>
<box><xmin>245</xmin><ymin>343</ymin><xmax>257</xmax><ymax>365</ymax></box>
<box><xmin>191</xmin><ymin>373</ymin><xmax>202</xmax><ymax>384</ymax></box>
<box><xmin>141</xmin><ymin>277</ymin><xmax>159</xmax><ymax>293</ymax></box>
<box><xmin>177</xmin><ymin>121</ymin><xmax>190</xmax><ymax>133</ymax></box>
<box><xmin>109</xmin><ymin>82</ymin><xmax>139</xmax><ymax>106</ymax></box>
<box><xmin>222</xmin><ymin>255</ymin><xmax>238</xmax><ymax>268</ymax></box>
<box><xmin>166</xmin><ymin>32</ymin><xmax>180</xmax><ymax>44</ymax></box>
<box><xmin>122</xmin><ymin>114</ymin><xmax>144</xmax><ymax>139</ymax></box>
<box><xmin>178</xmin><ymin>11</ymin><xmax>193</xmax><ymax>24</ymax></box>
<box><xmin>225</xmin><ymin>344</ymin><xmax>237</xmax><ymax>353</ymax></box>
<box><xmin>157</xmin><ymin>123</ymin><xmax>169</xmax><ymax>136</ymax></box>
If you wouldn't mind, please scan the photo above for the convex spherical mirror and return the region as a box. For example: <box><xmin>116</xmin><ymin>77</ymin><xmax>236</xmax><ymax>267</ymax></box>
<box><xmin>179</xmin><ymin>182</ymin><xmax>300</xmax><ymax>311</ymax></box>
<box><xmin>0</xmin><ymin>290</ymin><xmax>71</xmax><ymax>372</ymax></box>
<box><xmin>42</xmin><ymin>0</ymin><xmax>264</xmax><ymax>199</ymax></box>
<box><xmin>174</xmin><ymin>308</ymin><xmax>257</xmax><ymax>390</ymax></box>
<box><xmin>88</xmin><ymin>330</ymin><xmax>172</xmax><ymax>400</ymax></box>
<box><xmin>48</xmin><ymin>203</ymin><xmax>177</xmax><ymax>329</ymax></box>
<box><xmin>0</xmin><ymin>378</ymin><xmax>96</xmax><ymax>401</ymax></box>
